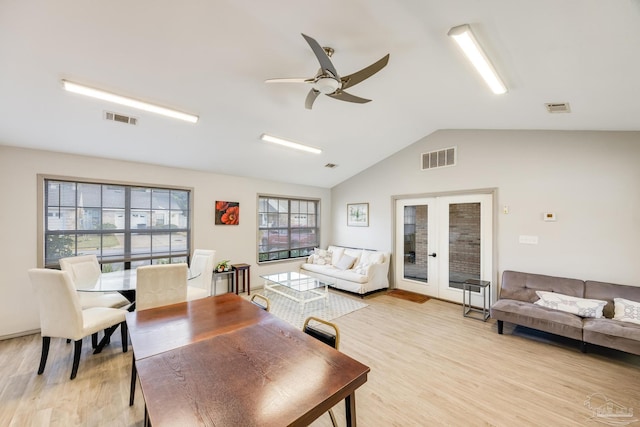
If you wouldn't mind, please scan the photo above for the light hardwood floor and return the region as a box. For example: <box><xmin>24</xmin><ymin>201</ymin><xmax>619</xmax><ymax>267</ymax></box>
<box><xmin>1</xmin><ymin>293</ymin><xmax>639</xmax><ymax>426</ymax></box>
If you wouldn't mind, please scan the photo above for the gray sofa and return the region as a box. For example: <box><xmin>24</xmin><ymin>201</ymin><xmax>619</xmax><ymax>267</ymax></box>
<box><xmin>490</xmin><ymin>270</ymin><xmax>640</xmax><ymax>356</ymax></box>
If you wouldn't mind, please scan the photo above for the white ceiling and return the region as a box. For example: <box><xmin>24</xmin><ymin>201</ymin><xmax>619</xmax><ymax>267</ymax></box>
<box><xmin>1</xmin><ymin>1</ymin><xmax>639</xmax><ymax>188</ymax></box>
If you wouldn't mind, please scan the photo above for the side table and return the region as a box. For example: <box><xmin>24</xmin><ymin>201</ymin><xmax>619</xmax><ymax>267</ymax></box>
<box><xmin>462</xmin><ymin>279</ymin><xmax>491</xmax><ymax>321</ymax></box>
<box><xmin>212</xmin><ymin>270</ymin><xmax>235</xmax><ymax>295</ymax></box>
<box><xmin>231</xmin><ymin>263</ymin><xmax>251</xmax><ymax>296</ymax></box>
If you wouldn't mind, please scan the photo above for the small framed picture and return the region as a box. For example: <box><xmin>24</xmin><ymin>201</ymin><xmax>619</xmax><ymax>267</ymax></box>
<box><xmin>215</xmin><ymin>201</ymin><xmax>239</xmax><ymax>225</ymax></box>
<box><xmin>347</xmin><ymin>203</ymin><xmax>369</xmax><ymax>227</ymax></box>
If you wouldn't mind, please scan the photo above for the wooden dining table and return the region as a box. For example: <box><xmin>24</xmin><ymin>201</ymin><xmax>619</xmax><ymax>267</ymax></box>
<box><xmin>125</xmin><ymin>293</ymin><xmax>370</xmax><ymax>426</ymax></box>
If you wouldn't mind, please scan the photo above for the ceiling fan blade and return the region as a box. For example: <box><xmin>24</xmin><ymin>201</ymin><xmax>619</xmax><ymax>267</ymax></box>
<box><xmin>301</xmin><ymin>33</ymin><xmax>339</xmax><ymax>78</ymax></box>
<box><xmin>327</xmin><ymin>90</ymin><xmax>371</xmax><ymax>104</ymax></box>
<box><xmin>305</xmin><ymin>89</ymin><xmax>320</xmax><ymax>109</ymax></box>
<box><xmin>340</xmin><ymin>54</ymin><xmax>390</xmax><ymax>90</ymax></box>
<box><xmin>265</xmin><ymin>78</ymin><xmax>312</xmax><ymax>84</ymax></box>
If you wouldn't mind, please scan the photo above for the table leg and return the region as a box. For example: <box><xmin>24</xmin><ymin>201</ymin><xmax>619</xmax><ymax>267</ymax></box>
<box><xmin>345</xmin><ymin>392</ymin><xmax>357</xmax><ymax>427</ymax></box>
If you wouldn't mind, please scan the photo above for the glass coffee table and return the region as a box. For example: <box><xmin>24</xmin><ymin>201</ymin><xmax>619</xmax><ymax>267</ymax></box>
<box><xmin>260</xmin><ymin>271</ymin><xmax>332</xmax><ymax>308</ymax></box>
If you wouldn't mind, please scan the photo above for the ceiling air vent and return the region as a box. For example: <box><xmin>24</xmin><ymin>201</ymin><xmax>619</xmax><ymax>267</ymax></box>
<box><xmin>545</xmin><ymin>103</ymin><xmax>571</xmax><ymax>113</ymax></box>
<box><xmin>324</xmin><ymin>163</ymin><xmax>338</xmax><ymax>169</ymax></box>
<box><xmin>105</xmin><ymin>111</ymin><xmax>138</xmax><ymax>125</ymax></box>
<box><xmin>422</xmin><ymin>147</ymin><xmax>456</xmax><ymax>171</ymax></box>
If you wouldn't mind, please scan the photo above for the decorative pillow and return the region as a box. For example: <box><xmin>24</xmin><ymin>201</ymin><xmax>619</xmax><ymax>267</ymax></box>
<box><xmin>534</xmin><ymin>291</ymin><xmax>607</xmax><ymax>318</ymax></box>
<box><xmin>335</xmin><ymin>254</ymin><xmax>357</xmax><ymax>270</ymax></box>
<box><xmin>613</xmin><ymin>298</ymin><xmax>640</xmax><ymax>325</ymax></box>
<box><xmin>327</xmin><ymin>246</ymin><xmax>345</xmax><ymax>266</ymax></box>
<box><xmin>312</xmin><ymin>248</ymin><xmax>333</xmax><ymax>265</ymax></box>
<box><xmin>356</xmin><ymin>251</ymin><xmax>384</xmax><ymax>268</ymax></box>
<box><xmin>354</xmin><ymin>263</ymin><xmax>370</xmax><ymax>276</ymax></box>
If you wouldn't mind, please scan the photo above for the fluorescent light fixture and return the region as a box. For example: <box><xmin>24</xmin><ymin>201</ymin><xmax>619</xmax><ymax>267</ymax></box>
<box><xmin>61</xmin><ymin>80</ymin><xmax>199</xmax><ymax>123</ymax></box>
<box><xmin>260</xmin><ymin>134</ymin><xmax>322</xmax><ymax>154</ymax></box>
<box><xmin>447</xmin><ymin>24</ymin><xmax>507</xmax><ymax>95</ymax></box>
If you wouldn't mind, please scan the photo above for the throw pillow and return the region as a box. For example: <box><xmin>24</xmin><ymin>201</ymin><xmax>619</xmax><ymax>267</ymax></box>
<box><xmin>534</xmin><ymin>291</ymin><xmax>607</xmax><ymax>318</ymax></box>
<box><xmin>312</xmin><ymin>248</ymin><xmax>333</xmax><ymax>265</ymax></box>
<box><xmin>335</xmin><ymin>254</ymin><xmax>357</xmax><ymax>270</ymax></box>
<box><xmin>613</xmin><ymin>297</ymin><xmax>640</xmax><ymax>325</ymax></box>
<box><xmin>354</xmin><ymin>263</ymin><xmax>370</xmax><ymax>276</ymax></box>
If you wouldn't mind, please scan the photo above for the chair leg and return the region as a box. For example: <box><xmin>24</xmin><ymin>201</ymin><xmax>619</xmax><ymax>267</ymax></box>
<box><xmin>38</xmin><ymin>336</ymin><xmax>51</xmax><ymax>375</ymax></box>
<box><xmin>91</xmin><ymin>333</ymin><xmax>98</xmax><ymax>349</ymax></box>
<box><xmin>129</xmin><ymin>353</ymin><xmax>137</xmax><ymax>406</ymax></box>
<box><xmin>70</xmin><ymin>339</ymin><xmax>83</xmax><ymax>380</ymax></box>
<box><xmin>328</xmin><ymin>409</ymin><xmax>338</xmax><ymax>427</ymax></box>
<box><xmin>93</xmin><ymin>324</ymin><xmax>119</xmax><ymax>354</ymax></box>
<box><xmin>120</xmin><ymin>321</ymin><xmax>128</xmax><ymax>353</ymax></box>
<box><xmin>497</xmin><ymin>320</ymin><xmax>504</xmax><ymax>334</ymax></box>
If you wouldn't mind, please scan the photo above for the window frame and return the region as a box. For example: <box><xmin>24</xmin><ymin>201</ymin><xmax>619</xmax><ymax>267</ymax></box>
<box><xmin>257</xmin><ymin>194</ymin><xmax>320</xmax><ymax>263</ymax></box>
<box><xmin>38</xmin><ymin>174</ymin><xmax>193</xmax><ymax>269</ymax></box>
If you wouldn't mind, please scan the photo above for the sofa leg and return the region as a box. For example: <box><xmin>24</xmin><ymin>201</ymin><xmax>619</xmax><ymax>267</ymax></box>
<box><xmin>580</xmin><ymin>342</ymin><xmax>587</xmax><ymax>353</ymax></box>
<box><xmin>497</xmin><ymin>320</ymin><xmax>503</xmax><ymax>335</ymax></box>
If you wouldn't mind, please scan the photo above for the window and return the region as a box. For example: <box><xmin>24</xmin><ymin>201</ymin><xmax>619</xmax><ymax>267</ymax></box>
<box><xmin>43</xmin><ymin>178</ymin><xmax>191</xmax><ymax>270</ymax></box>
<box><xmin>258</xmin><ymin>196</ymin><xmax>319</xmax><ymax>262</ymax></box>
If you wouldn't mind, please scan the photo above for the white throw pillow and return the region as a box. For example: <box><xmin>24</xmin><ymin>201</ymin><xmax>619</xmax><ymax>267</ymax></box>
<box><xmin>312</xmin><ymin>248</ymin><xmax>332</xmax><ymax>265</ymax></box>
<box><xmin>534</xmin><ymin>291</ymin><xmax>607</xmax><ymax>318</ymax></box>
<box><xmin>335</xmin><ymin>254</ymin><xmax>357</xmax><ymax>270</ymax></box>
<box><xmin>354</xmin><ymin>263</ymin><xmax>370</xmax><ymax>276</ymax></box>
<box><xmin>613</xmin><ymin>298</ymin><xmax>640</xmax><ymax>325</ymax></box>
<box><xmin>327</xmin><ymin>246</ymin><xmax>345</xmax><ymax>266</ymax></box>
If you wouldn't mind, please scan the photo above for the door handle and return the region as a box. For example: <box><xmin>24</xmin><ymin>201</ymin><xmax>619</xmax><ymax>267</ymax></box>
<box><xmin>428</xmin><ymin>253</ymin><xmax>437</xmax><ymax>258</ymax></box>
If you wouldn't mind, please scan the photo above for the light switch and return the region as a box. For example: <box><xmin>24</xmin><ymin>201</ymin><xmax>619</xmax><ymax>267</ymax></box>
<box><xmin>519</xmin><ymin>235</ymin><xmax>539</xmax><ymax>245</ymax></box>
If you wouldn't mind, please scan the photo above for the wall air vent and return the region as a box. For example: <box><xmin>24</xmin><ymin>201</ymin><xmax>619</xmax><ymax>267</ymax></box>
<box><xmin>105</xmin><ymin>111</ymin><xmax>138</xmax><ymax>125</ymax></box>
<box><xmin>545</xmin><ymin>103</ymin><xmax>571</xmax><ymax>113</ymax></box>
<box><xmin>421</xmin><ymin>147</ymin><xmax>456</xmax><ymax>170</ymax></box>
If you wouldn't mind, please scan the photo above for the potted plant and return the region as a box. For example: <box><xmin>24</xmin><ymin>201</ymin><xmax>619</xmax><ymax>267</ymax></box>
<box><xmin>216</xmin><ymin>260</ymin><xmax>230</xmax><ymax>272</ymax></box>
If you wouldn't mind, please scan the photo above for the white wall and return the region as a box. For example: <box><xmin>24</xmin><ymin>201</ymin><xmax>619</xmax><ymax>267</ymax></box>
<box><xmin>0</xmin><ymin>145</ymin><xmax>331</xmax><ymax>338</ymax></box>
<box><xmin>331</xmin><ymin>130</ymin><xmax>640</xmax><ymax>287</ymax></box>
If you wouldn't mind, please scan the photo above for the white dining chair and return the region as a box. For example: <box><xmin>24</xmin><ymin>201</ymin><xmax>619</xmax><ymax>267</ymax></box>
<box><xmin>59</xmin><ymin>254</ymin><xmax>130</xmax><ymax>309</ymax></box>
<box><xmin>130</xmin><ymin>262</ymin><xmax>189</xmax><ymax>406</ymax></box>
<box><xmin>135</xmin><ymin>263</ymin><xmax>189</xmax><ymax>311</ymax></box>
<box><xmin>187</xmin><ymin>249</ymin><xmax>215</xmax><ymax>301</ymax></box>
<box><xmin>28</xmin><ymin>268</ymin><xmax>128</xmax><ymax>380</ymax></box>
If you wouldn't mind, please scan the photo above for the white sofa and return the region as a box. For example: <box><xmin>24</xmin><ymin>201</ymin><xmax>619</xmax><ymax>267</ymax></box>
<box><xmin>300</xmin><ymin>245</ymin><xmax>390</xmax><ymax>295</ymax></box>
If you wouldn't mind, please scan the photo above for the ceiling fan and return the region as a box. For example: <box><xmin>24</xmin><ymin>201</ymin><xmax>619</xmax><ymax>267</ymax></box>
<box><xmin>266</xmin><ymin>33</ymin><xmax>390</xmax><ymax>109</ymax></box>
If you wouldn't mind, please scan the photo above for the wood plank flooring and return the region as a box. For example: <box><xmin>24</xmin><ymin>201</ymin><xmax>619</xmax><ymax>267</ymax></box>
<box><xmin>1</xmin><ymin>293</ymin><xmax>639</xmax><ymax>426</ymax></box>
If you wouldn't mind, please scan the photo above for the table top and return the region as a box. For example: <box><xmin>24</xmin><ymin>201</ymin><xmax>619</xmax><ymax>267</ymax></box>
<box><xmin>126</xmin><ymin>293</ymin><xmax>269</xmax><ymax>360</ymax></box>
<box><xmin>261</xmin><ymin>271</ymin><xmax>334</xmax><ymax>292</ymax></box>
<box><xmin>133</xmin><ymin>294</ymin><xmax>370</xmax><ymax>426</ymax></box>
<box><xmin>76</xmin><ymin>268</ymin><xmax>199</xmax><ymax>293</ymax></box>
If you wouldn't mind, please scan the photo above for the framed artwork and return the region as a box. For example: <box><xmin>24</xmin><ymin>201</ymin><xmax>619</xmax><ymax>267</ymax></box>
<box><xmin>347</xmin><ymin>203</ymin><xmax>369</xmax><ymax>227</ymax></box>
<box><xmin>215</xmin><ymin>201</ymin><xmax>239</xmax><ymax>225</ymax></box>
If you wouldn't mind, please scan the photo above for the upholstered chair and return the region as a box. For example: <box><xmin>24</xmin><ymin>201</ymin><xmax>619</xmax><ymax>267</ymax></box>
<box><xmin>59</xmin><ymin>254</ymin><xmax>129</xmax><ymax>309</ymax></box>
<box><xmin>28</xmin><ymin>268</ymin><xmax>128</xmax><ymax>380</ymax></box>
<box><xmin>130</xmin><ymin>262</ymin><xmax>189</xmax><ymax>405</ymax></box>
<box><xmin>186</xmin><ymin>249</ymin><xmax>215</xmax><ymax>301</ymax></box>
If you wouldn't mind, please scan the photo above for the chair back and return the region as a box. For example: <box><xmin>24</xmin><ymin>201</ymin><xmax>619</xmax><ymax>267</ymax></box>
<box><xmin>59</xmin><ymin>254</ymin><xmax>101</xmax><ymax>289</ymax></box>
<box><xmin>136</xmin><ymin>263</ymin><xmax>188</xmax><ymax>311</ymax></box>
<box><xmin>250</xmin><ymin>294</ymin><xmax>270</xmax><ymax>311</ymax></box>
<box><xmin>189</xmin><ymin>249</ymin><xmax>215</xmax><ymax>292</ymax></box>
<box><xmin>303</xmin><ymin>316</ymin><xmax>340</xmax><ymax>350</ymax></box>
<box><xmin>28</xmin><ymin>268</ymin><xmax>84</xmax><ymax>339</ymax></box>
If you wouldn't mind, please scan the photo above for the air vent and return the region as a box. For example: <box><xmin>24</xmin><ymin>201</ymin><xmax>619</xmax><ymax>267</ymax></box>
<box><xmin>105</xmin><ymin>111</ymin><xmax>138</xmax><ymax>125</ymax></box>
<box><xmin>545</xmin><ymin>103</ymin><xmax>571</xmax><ymax>113</ymax></box>
<box><xmin>421</xmin><ymin>147</ymin><xmax>456</xmax><ymax>170</ymax></box>
<box><xmin>324</xmin><ymin>163</ymin><xmax>338</xmax><ymax>169</ymax></box>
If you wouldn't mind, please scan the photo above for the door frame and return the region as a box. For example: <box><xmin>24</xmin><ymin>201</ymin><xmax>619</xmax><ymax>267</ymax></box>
<box><xmin>391</xmin><ymin>188</ymin><xmax>498</xmax><ymax>303</ymax></box>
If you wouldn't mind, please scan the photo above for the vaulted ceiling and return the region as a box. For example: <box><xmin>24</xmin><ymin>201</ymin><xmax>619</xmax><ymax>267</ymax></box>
<box><xmin>1</xmin><ymin>1</ymin><xmax>639</xmax><ymax>187</ymax></box>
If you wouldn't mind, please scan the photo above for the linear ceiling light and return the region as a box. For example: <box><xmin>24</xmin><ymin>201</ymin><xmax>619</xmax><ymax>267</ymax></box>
<box><xmin>447</xmin><ymin>24</ymin><xmax>507</xmax><ymax>95</ymax></box>
<box><xmin>260</xmin><ymin>134</ymin><xmax>322</xmax><ymax>154</ymax></box>
<box><xmin>61</xmin><ymin>80</ymin><xmax>199</xmax><ymax>123</ymax></box>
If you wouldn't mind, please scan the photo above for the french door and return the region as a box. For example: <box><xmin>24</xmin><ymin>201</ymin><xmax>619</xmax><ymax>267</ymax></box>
<box><xmin>394</xmin><ymin>194</ymin><xmax>493</xmax><ymax>305</ymax></box>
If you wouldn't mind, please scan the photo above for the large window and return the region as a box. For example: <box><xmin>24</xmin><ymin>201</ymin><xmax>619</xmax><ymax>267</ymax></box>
<box><xmin>258</xmin><ymin>196</ymin><xmax>319</xmax><ymax>262</ymax></box>
<box><xmin>43</xmin><ymin>178</ymin><xmax>191</xmax><ymax>270</ymax></box>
